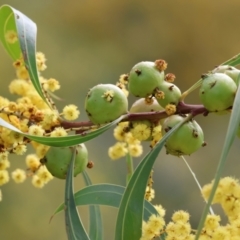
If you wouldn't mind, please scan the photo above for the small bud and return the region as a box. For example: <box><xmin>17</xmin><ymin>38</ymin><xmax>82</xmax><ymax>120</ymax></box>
<box><xmin>155</xmin><ymin>59</ymin><xmax>168</xmax><ymax>72</ymax></box>
<box><xmin>165</xmin><ymin>73</ymin><xmax>176</xmax><ymax>83</ymax></box>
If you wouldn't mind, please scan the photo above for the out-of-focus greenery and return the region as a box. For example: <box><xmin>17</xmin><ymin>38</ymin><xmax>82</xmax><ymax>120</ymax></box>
<box><xmin>1</xmin><ymin>1</ymin><xmax>240</xmax><ymax>239</ymax></box>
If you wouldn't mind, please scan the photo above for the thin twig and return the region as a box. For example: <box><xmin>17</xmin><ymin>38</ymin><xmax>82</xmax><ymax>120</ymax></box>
<box><xmin>181</xmin><ymin>156</ymin><xmax>214</xmax><ymax>215</ymax></box>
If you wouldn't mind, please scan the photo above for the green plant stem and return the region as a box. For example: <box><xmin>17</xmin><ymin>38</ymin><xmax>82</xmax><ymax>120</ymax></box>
<box><xmin>181</xmin><ymin>156</ymin><xmax>214</xmax><ymax>215</ymax></box>
<box><xmin>221</xmin><ymin>53</ymin><xmax>240</xmax><ymax>66</ymax></box>
<box><xmin>126</xmin><ymin>152</ymin><xmax>134</xmax><ymax>184</ymax></box>
<box><xmin>180</xmin><ymin>79</ymin><xmax>203</xmax><ymax>101</ymax></box>
<box><xmin>180</xmin><ymin>52</ymin><xmax>240</xmax><ymax>102</ymax></box>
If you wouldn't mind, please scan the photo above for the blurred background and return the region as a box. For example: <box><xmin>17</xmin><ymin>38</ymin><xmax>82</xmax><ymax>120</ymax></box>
<box><xmin>0</xmin><ymin>0</ymin><xmax>240</xmax><ymax>239</ymax></box>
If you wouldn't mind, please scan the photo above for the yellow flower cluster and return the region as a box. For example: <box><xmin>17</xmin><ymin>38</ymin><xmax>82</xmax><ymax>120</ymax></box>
<box><xmin>0</xmin><ymin>50</ymin><xmax>82</xmax><ymax>194</ymax></box>
<box><xmin>26</xmin><ymin>154</ymin><xmax>41</xmax><ymax>172</ymax></box>
<box><xmin>108</xmin><ymin>122</ymin><xmax>143</xmax><ymax>160</ymax></box>
<box><xmin>141</xmin><ymin>205</ymin><xmax>166</xmax><ymax>240</ymax></box>
<box><xmin>145</xmin><ymin>170</ymin><xmax>155</xmax><ymax>202</ymax></box>
<box><xmin>116</xmin><ymin>74</ymin><xmax>129</xmax><ymax>97</ymax></box>
<box><xmin>32</xmin><ymin>165</ymin><xmax>53</xmax><ymax>188</ymax></box>
<box><xmin>165</xmin><ymin>211</ymin><xmax>193</xmax><ymax>240</ymax></box>
<box><xmin>141</xmin><ymin>208</ymin><xmax>194</xmax><ymax>240</ymax></box>
<box><xmin>109</xmin><ymin>118</ymin><xmax>163</xmax><ymax>160</ymax></box>
<box><xmin>11</xmin><ymin>169</ymin><xmax>26</xmax><ymax>183</ymax></box>
<box><xmin>141</xmin><ymin>177</ymin><xmax>240</xmax><ymax>239</ymax></box>
<box><xmin>62</xmin><ymin>105</ymin><xmax>80</xmax><ymax>120</ymax></box>
<box><xmin>43</xmin><ymin>78</ymin><xmax>60</xmax><ymax>92</ymax></box>
<box><xmin>0</xmin><ymin>170</ymin><xmax>10</xmax><ymax>186</ymax></box>
<box><xmin>165</xmin><ymin>104</ymin><xmax>177</xmax><ymax>116</ymax></box>
<box><xmin>201</xmin><ymin>176</ymin><xmax>240</xmax><ymax>239</ymax></box>
<box><xmin>150</xmin><ymin>125</ymin><xmax>162</xmax><ymax>148</ymax></box>
<box><xmin>130</xmin><ymin>121</ymin><xmax>152</xmax><ymax>141</ymax></box>
<box><xmin>0</xmin><ymin>151</ymin><xmax>53</xmax><ymax>190</ymax></box>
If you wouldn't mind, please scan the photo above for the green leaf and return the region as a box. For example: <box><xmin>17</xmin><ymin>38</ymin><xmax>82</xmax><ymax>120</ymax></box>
<box><xmin>221</xmin><ymin>53</ymin><xmax>240</xmax><ymax>67</ymax></box>
<box><xmin>65</xmin><ymin>146</ymin><xmax>90</xmax><ymax>240</ymax></box>
<box><xmin>0</xmin><ymin>5</ymin><xmax>46</xmax><ymax>101</ymax></box>
<box><xmin>82</xmin><ymin>171</ymin><xmax>103</xmax><ymax>240</ymax></box>
<box><xmin>0</xmin><ymin>115</ymin><xmax>124</xmax><ymax>147</ymax></box>
<box><xmin>115</xmin><ymin>116</ymin><xmax>190</xmax><ymax>240</ymax></box>
<box><xmin>126</xmin><ymin>152</ymin><xmax>133</xmax><ymax>184</ymax></box>
<box><xmin>52</xmin><ymin>184</ymin><xmax>159</xmax><ymax>222</ymax></box>
<box><xmin>195</xmin><ymin>74</ymin><xmax>240</xmax><ymax>239</ymax></box>
<box><xmin>0</xmin><ymin>5</ymin><xmax>21</xmax><ymax>59</ymax></box>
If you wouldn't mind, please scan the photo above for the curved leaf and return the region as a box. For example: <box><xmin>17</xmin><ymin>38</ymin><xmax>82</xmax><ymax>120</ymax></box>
<box><xmin>65</xmin><ymin>146</ymin><xmax>90</xmax><ymax>240</ymax></box>
<box><xmin>52</xmin><ymin>184</ymin><xmax>159</xmax><ymax>222</ymax></box>
<box><xmin>82</xmin><ymin>171</ymin><xmax>103</xmax><ymax>240</ymax></box>
<box><xmin>0</xmin><ymin>5</ymin><xmax>21</xmax><ymax>59</ymax></box>
<box><xmin>0</xmin><ymin>5</ymin><xmax>45</xmax><ymax>101</ymax></box>
<box><xmin>0</xmin><ymin>115</ymin><xmax>124</xmax><ymax>147</ymax></box>
<box><xmin>115</xmin><ymin>116</ymin><xmax>191</xmax><ymax>240</ymax></box>
<box><xmin>195</xmin><ymin>74</ymin><xmax>240</xmax><ymax>239</ymax></box>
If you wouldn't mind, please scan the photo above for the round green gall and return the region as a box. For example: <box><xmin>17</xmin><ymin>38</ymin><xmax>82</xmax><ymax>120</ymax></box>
<box><xmin>130</xmin><ymin>97</ymin><xmax>165</xmax><ymax>126</ymax></box>
<box><xmin>156</xmin><ymin>82</ymin><xmax>181</xmax><ymax>108</ymax></box>
<box><xmin>85</xmin><ymin>84</ymin><xmax>128</xmax><ymax>124</ymax></box>
<box><xmin>128</xmin><ymin>61</ymin><xmax>165</xmax><ymax>97</ymax></box>
<box><xmin>129</xmin><ymin>97</ymin><xmax>164</xmax><ymax>113</ymax></box>
<box><xmin>43</xmin><ymin>144</ymin><xmax>88</xmax><ymax>179</ymax></box>
<box><xmin>212</xmin><ymin>65</ymin><xmax>232</xmax><ymax>73</ymax></box>
<box><xmin>199</xmin><ymin>73</ymin><xmax>237</xmax><ymax>112</ymax></box>
<box><xmin>213</xmin><ymin>65</ymin><xmax>240</xmax><ymax>85</ymax></box>
<box><xmin>162</xmin><ymin>115</ymin><xmax>205</xmax><ymax>156</ymax></box>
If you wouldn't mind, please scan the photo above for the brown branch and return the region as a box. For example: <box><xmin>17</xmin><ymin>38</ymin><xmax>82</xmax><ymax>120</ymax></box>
<box><xmin>59</xmin><ymin>101</ymin><xmax>209</xmax><ymax>130</ymax></box>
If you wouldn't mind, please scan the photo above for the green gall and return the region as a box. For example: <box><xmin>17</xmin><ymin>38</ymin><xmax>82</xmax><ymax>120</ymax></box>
<box><xmin>128</xmin><ymin>61</ymin><xmax>164</xmax><ymax>97</ymax></box>
<box><xmin>130</xmin><ymin>97</ymin><xmax>165</xmax><ymax>126</ymax></box>
<box><xmin>129</xmin><ymin>97</ymin><xmax>164</xmax><ymax>113</ymax></box>
<box><xmin>213</xmin><ymin>65</ymin><xmax>240</xmax><ymax>85</ymax></box>
<box><xmin>44</xmin><ymin>144</ymin><xmax>88</xmax><ymax>179</ymax></box>
<box><xmin>199</xmin><ymin>73</ymin><xmax>237</xmax><ymax>112</ymax></box>
<box><xmin>162</xmin><ymin>115</ymin><xmax>205</xmax><ymax>156</ymax></box>
<box><xmin>85</xmin><ymin>84</ymin><xmax>128</xmax><ymax>124</ymax></box>
<box><xmin>156</xmin><ymin>82</ymin><xmax>181</xmax><ymax>108</ymax></box>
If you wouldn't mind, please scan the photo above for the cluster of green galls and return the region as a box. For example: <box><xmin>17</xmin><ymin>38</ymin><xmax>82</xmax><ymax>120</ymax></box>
<box><xmin>43</xmin><ymin>62</ymin><xmax>239</xmax><ymax>179</ymax></box>
<box><xmin>84</xmin><ymin>59</ymin><xmax>205</xmax><ymax>156</ymax></box>
<box><xmin>128</xmin><ymin>60</ymin><xmax>205</xmax><ymax>156</ymax></box>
